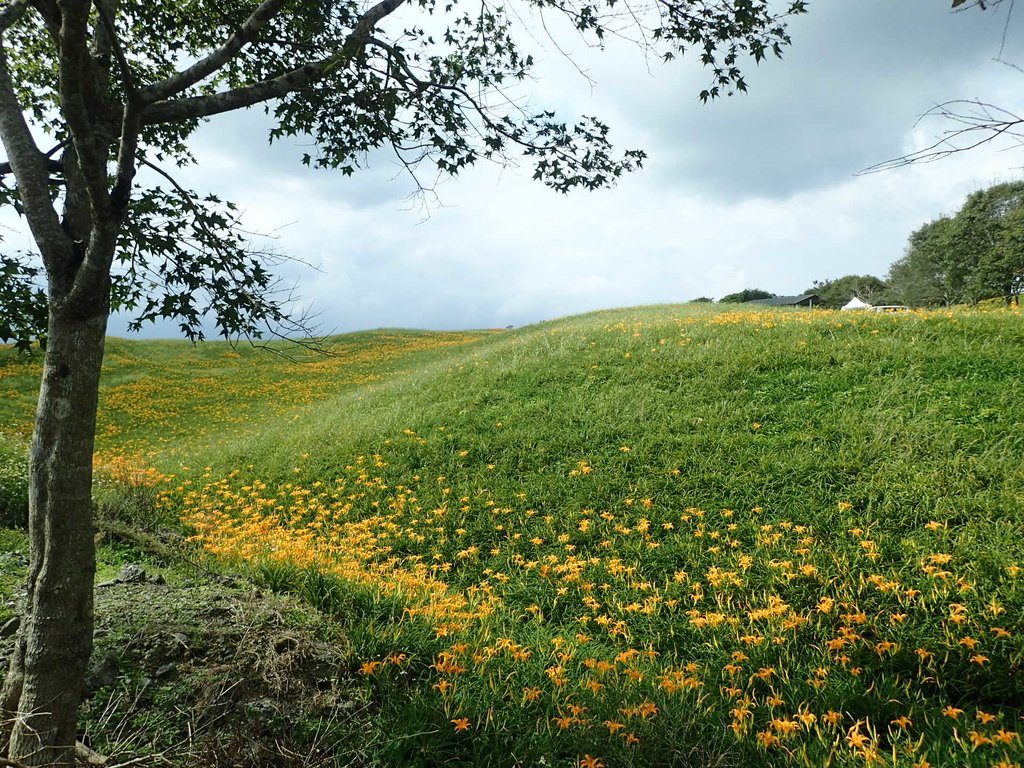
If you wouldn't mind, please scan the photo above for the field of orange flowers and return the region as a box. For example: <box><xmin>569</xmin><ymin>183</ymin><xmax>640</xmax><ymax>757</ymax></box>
<box><xmin>4</xmin><ymin>305</ymin><xmax>1022</xmax><ymax>767</ymax></box>
<box><xmin>143</xmin><ymin>305</ymin><xmax>1024</xmax><ymax>767</ymax></box>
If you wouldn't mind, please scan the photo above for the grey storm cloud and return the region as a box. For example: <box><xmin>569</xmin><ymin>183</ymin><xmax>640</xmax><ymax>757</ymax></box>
<box><xmin>596</xmin><ymin>0</ymin><xmax>1024</xmax><ymax>200</ymax></box>
<box><xmin>79</xmin><ymin>0</ymin><xmax>1024</xmax><ymax>337</ymax></box>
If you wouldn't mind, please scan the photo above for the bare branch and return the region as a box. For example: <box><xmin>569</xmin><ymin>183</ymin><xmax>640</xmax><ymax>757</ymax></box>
<box><xmin>141</xmin><ymin>0</ymin><xmax>290</xmax><ymax>103</ymax></box>
<box><xmin>109</xmin><ymin>105</ymin><xmax>141</xmax><ymax>212</ymax></box>
<box><xmin>860</xmin><ymin>99</ymin><xmax>1024</xmax><ymax>174</ymax></box>
<box><xmin>0</xmin><ymin>157</ymin><xmax>62</xmax><ymax>176</ymax></box>
<box><xmin>344</xmin><ymin>0</ymin><xmax>407</xmax><ymax>56</ymax></box>
<box><xmin>142</xmin><ymin>57</ymin><xmax>332</xmax><ymax>123</ymax></box>
<box><xmin>95</xmin><ymin>0</ymin><xmax>138</xmax><ymax>98</ymax></box>
<box><xmin>28</xmin><ymin>0</ymin><xmax>60</xmax><ymax>38</ymax></box>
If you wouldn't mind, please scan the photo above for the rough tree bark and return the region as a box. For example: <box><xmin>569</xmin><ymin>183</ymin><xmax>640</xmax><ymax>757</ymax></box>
<box><xmin>0</xmin><ymin>312</ymin><xmax>105</xmax><ymax>767</ymax></box>
<box><xmin>0</xmin><ymin>6</ymin><xmax>120</xmax><ymax>762</ymax></box>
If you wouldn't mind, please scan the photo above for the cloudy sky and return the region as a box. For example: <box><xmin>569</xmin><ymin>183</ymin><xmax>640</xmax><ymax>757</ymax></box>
<box><xmin>9</xmin><ymin>1</ymin><xmax>1024</xmax><ymax>337</ymax></box>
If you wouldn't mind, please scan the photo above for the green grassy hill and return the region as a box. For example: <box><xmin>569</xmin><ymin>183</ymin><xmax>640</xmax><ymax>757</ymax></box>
<box><xmin>3</xmin><ymin>304</ymin><xmax>1023</xmax><ymax>767</ymax></box>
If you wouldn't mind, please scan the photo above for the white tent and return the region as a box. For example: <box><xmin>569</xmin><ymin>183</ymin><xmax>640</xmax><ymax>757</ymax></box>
<box><xmin>840</xmin><ymin>297</ymin><xmax>873</xmax><ymax>311</ymax></box>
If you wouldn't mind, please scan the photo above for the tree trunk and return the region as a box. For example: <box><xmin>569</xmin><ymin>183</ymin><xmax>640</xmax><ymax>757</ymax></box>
<box><xmin>1</xmin><ymin>309</ymin><xmax>106</xmax><ymax>767</ymax></box>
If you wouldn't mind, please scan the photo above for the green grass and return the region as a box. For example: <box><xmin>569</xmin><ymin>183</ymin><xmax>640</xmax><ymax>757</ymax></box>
<box><xmin>3</xmin><ymin>304</ymin><xmax>1024</xmax><ymax>767</ymax></box>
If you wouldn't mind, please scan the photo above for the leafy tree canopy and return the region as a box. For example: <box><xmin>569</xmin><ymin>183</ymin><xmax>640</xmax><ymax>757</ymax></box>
<box><xmin>805</xmin><ymin>274</ymin><xmax>888</xmax><ymax>309</ymax></box>
<box><xmin>887</xmin><ymin>180</ymin><xmax>1024</xmax><ymax>307</ymax></box>
<box><xmin>719</xmin><ymin>288</ymin><xmax>775</xmax><ymax>303</ymax></box>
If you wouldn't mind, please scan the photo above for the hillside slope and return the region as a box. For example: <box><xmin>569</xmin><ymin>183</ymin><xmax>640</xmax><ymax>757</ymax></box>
<box><xmin>160</xmin><ymin>305</ymin><xmax>1024</xmax><ymax>767</ymax></box>
<box><xmin>4</xmin><ymin>304</ymin><xmax>1024</xmax><ymax>767</ymax></box>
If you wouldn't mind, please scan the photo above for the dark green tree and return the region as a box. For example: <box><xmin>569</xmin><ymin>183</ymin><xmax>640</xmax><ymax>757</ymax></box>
<box><xmin>0</xmin><ymin>0</ymin><xmax>807</xmax><ymax>764</ymax></box>
<box><xmin>805</xmin><ymin>274</ymin><xmax>889</xmax><ymax>308</ymax></box>
<box><xmin>887</xmin><ymin>181</ymin><xmax>1024</xmax><ymax>307</ymax></box>
<box><xmin>957</xmin><ymin>181</ymin><xmax>1024</xmax><ymax>304</ymax></box>
<box><xmin>718</xmin><ymin>288</ymin><xmax>775</xmax><ymax>303</ymax></box>
<box><xmin>887</xmin><ymin>216</ymin><xmax>969</xmax><ymax>306</ymax></box>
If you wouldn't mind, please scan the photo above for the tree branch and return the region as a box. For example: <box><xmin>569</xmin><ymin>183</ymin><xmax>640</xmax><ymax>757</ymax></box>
<box><xmin>0</xmin><ymin>39</ymin><xmax>68</xmax><ymax>270</ymax></box>
<box><xmin>859</xmin><ymin>99</ymin><xmax>1024</xmax><ymax>174</ymax></box>
<box><xmin>141</xmin><ymin>0</ymin><xmax>290</xmax><ymax>104</ymax></box>
<box><xmin>0</xmin><ymin>0</ymin><xmax>28</xmax><ymax>32</ymax></box>
<box><xmin>63</xmin><ymin>102</ymin><xmax>143</xmax><ymax>315</ymax></box>
<box><xmin>368</xmin><ymin>35</ymin><xmax>578</xmax><ymax>162</ymax></box>
<box><xmin>344</xmin><ymin>0</ymin><xmax>407</xmax><ymax>56</ymax></box>
<box><xmin>55</xmin><ymin>0</ymin><xmax>112</xmax><ymax>219</ymax></box>
<box><xmin>142</xmin><ymin>0</ymin><xmax>409</xmax><ymax>124</ymax></box>
<box><xmin>28</xmin><ymin>0</ymin><xmax>60</xmax><ymax>39</ymax></box>
<box><xmin>142</xmin><ymin>57</ymin><xmax>332</xmax><ymax>123</ymax></box>
<box><xmin>109</xmin><ymin>105</ymin><xmax>140</xmax><ymax>212</ymax></box>
<box><xmin>95</xmin><ymin>0</ymin><xmax>138</xmax><ymax>98</ymax></box>
<box><xmin>0</xmin><ymin>157</ymin><xmax>62</xmax><ymax>176</ymax></box>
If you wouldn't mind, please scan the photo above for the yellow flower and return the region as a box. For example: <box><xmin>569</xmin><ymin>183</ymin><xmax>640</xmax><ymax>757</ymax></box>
<box><xmin>771</xmin><ymin>718</ymin><xmax>800</xmax><ymax>736</ymax></box>
<box><xmin>756</xmin><ymin>731</ymin><xmax>779</xmax><ymax>748</ymax></box>
<box><xmin>942</xmin><ymin>706</ymin><xmax>964</xmax><ymax>719</ymax></box>
<box><xmin>451</xmin><ymin>717</ymin><xmax>471</xmax><ymax>732</ymax></box>
<box><xmin>579</xmin><ymin>756</ymin><xmax>604</xmax><ymax>768</ymax></box>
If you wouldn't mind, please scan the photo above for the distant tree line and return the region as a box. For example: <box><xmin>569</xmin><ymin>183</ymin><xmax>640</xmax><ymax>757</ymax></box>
<box><xmin>706</xmin><ymin>180</ymin><xmax>1024</xmax><ymax>308</ymax></box>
